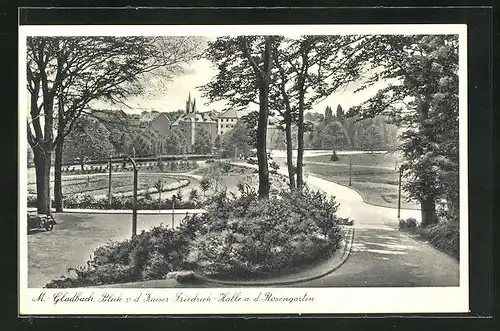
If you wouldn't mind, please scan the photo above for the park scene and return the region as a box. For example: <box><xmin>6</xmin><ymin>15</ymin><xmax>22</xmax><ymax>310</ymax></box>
<box><xmin>25</xmin><ymin>33</ymin><xmax>460</xmax><ymax>289</ymax></box>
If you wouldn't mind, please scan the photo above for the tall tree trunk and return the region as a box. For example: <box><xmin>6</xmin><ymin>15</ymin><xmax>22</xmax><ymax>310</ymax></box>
<box><xmin>257</xmin><ymin>83</ymin><xmax>270</xmax><ymax>199</ymax></box>
<box><xmin>418</xmin><ymin>99</ymin><xmax>438</xmax><ymax>227</ymax></box>
<box><xmin>80</xmin><ymin>158</ymin><xmax>84</xmax><ymax>171</ymax></box>
<box><xmin>420</xmin><ymin>196</ymin><xmax>438</xmax><ymax>227</ymax></box>
<box><xmin>285</xmin><ymin>121</ymin><xmax>296</xmax><ymax>190</ymax></box>
<box><xmin>295</xmin><ymin>45</ymin><xmax>309</xmax><ymax>190</ymax></box>
<box><xmin>33</xmin><ymin>147</ymin><xmax>52</xmax><ymax>215</ymax></box>
<box><xmin>296</xmin><ymin>107</ymin><xmax>305</xmax><ymax>189</ymax></box>
<box><xmin>54</xmin><ymin>142</ymin><xmax>63</xmax><ymax>212</ymax></box>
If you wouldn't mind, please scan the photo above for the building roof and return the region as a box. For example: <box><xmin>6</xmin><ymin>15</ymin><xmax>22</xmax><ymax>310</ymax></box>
<box><xmin>172</xmin><ymin>112</ymin><xmax>216</xmax><ymax>125</ymax></box>
<box><xmin>91</xmin><ymin>109</ymin><xmax>128</xmax><ymax>120</ymax></box>
<box><xmin>139</xmin><ymin>112</ymin><xmax>160</xmax><ymax>123</ymax></box>
<box><xmin>218</xmin><ymin>109</ymin><xmax>240</xmax><ymax>119</ymax></box>
<box><xmin>138</xmin><ymin>112</ymin><xmax>171</xmax><ymax>123</ymax></box>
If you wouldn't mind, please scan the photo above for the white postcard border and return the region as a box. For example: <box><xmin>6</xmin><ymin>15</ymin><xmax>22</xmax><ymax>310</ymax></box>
<box><xmin>18</xmin><ymin>24</ymin><xmax>469</xmax><ymax>315</ymax></box>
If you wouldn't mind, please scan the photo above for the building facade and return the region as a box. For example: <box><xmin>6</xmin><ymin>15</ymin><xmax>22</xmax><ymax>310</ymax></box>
<box><xmin>217</xmin><ymin>109</ymin><xmax>240</xmax><ymax>136</ymax></box>
<box><xmin>139</xmin><ymin>111</ymin><xmax>172</xmax><ymax>137</ymax></box>
<box><xmin>171</xmin><ymin>93</ymin><xmax>218</xmax><ymax>153</ymax></box>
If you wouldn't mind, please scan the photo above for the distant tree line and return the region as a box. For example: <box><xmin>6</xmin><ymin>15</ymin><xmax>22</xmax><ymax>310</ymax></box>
<box><xmin>304</xmin><ymin>105</ymin><xmax>399</xmax><ymax>152</ymax></box>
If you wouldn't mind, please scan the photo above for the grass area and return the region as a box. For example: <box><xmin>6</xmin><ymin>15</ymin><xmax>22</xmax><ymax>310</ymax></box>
<box><xmin>195</xmin><ymin>162</ymin><xmax>288</xmax><ymax>196</ymax></box>
<box><xmin>303</xmin><ymin>160</ymin><xmax>420</xmax><ymax>210</ymax></box>
<box><xmin>305</xmin><ymin>152</ymin><xmax>401</xmax><ymax>168</ymax></box>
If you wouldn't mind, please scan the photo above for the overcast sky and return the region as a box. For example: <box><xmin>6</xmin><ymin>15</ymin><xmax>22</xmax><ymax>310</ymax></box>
<box><xmin>93</xmin><ymin>49</ymin><xmax>389</xmax><ymax>115</ymax></box>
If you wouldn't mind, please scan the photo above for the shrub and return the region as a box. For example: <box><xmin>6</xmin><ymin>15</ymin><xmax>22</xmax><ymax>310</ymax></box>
<box><xmin>398</xmin><ymin>217</ymin><xmax>459</xmax><ymax>260</ymax></box>
<box><xmin>58</xmin><ymin>193</ymin><xmax>197</xmax><ymax>210</ymax></box>
<box><xmin>419</xmin><ymin>221</ymin><xmax>459</xmax><ymax>260</ymax></box>
<box><xmin>156</xmin><ymin>159</ymin><xmax>165</xmax><ymax>171</ymax></box>
<box><xmin>45</xmin><ymin>224</ymin><xmax>191</xmax><ymax>288</ymax></box>
<box><xmin>143</xmin><ymin>185</ymin><xmax>153</xmax><ymax>200</ymax></box>
<box><xmin>174</xmin><ymin>189</ymin><xmax>183</xmax><ymax>202</ymax></box>
<box><xmin>189</xmin><ymin>189</ymin><xmax>200</xmax><ymax>205</ymax></box>
<box><xmin>221</xmin><ymin>161</ymin><xmax>232</xmax><ymax>173</ymax></box>
<box><xmin>200</xmin><ymin>177</ymin><xmax>211</xmax><ymax>195</ymax></box>
<box><xmin>398</xmin><ymin>217</ymin><xmax>418</xmax><ymax>230</ymax></box>
<box><xmin>269</xmin><ymin>161</ymin><xmax>280</xmax><ymax>174</ymax></box>
<box><xmin>184</xmin><ymin>187</ymin><xmax>344</xmax><ymax>279</ymax></box>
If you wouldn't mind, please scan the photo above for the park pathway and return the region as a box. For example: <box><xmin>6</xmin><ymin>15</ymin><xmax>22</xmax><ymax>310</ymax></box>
<box><xmin>229</xmin><ymin>162</ymin><xmax>459</xmax><ymax>287</ymax></box>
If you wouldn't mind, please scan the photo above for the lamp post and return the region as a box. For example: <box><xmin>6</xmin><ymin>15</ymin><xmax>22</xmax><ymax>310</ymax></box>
<box><xmin>395</xmin><ymin>162</ymin><xmax>403</xmax><ymax>220</ymax></box>
<box><xmin>234</xmin><ymin>144</ymin><xmax>238</xmax><ymax>161</ymax></box>
<box><xmin>123</xmin><ymin>156</ymin><xmax>138</xmax><ymax>238</ymax></box>
<box><xmin>108</xmin><ymin>152</ymin><xmax>112</xmax><ymax>209</ymax></box>
<box><xmin>171</xmin><ymin>194</ymin><xmax>176</xmax><ymax>229</ymax></box>
<box><xmin>348</xmin><ymin>156</ymin><xmax>352</xmax><ymax>187</ymax></box>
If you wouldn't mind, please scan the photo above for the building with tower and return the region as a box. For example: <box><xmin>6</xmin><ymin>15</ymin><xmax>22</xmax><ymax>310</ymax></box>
<box><xmin>171</xmin><ymin>92</ymin><xmax>218</xmax><ymax>152</ymax></box>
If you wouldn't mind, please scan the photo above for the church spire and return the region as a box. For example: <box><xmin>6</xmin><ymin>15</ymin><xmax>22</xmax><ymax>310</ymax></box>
<box><xmin>186</xmin><ymin>91</ymin><xmax>192</xmax><ymax>113</ymax></box>
<box><xmin>192</xmin><ymin>98</ymin><xmax>196</xmax><ymax>113</ymax></box>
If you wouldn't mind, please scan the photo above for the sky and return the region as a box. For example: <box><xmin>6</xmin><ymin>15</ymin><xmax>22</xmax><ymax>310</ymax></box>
<box><xmin>92</xmin><ymin>48</ymin><xmax>390</xmax><ymax>116</ymax></box>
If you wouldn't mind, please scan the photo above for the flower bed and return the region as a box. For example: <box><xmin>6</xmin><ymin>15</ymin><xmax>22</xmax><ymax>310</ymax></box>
<box><xmin>61</xmin><ymin>193</ymin><xmax>199</xmax><ymax>210</ymax></box>
<box><xmin>27</xmin><ymin>177</ymin><xmax>190</xmax><ymax>210</ymax></box>
<box><xmin>183</xmin><ymin>188</ymin><xmax>344</xmax><ymax>279</ymax></box>
<box><xmin>44</xmin><ymin>187</ymin><xmax>345</xmax><ymax>288</ymax></box>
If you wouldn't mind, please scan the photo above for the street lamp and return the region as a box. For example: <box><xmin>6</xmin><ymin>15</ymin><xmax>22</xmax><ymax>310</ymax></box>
<box><xmin>395</xmin><ymin>162</ymin><xmax>404</xmax><ymax>220</ymax></box>
<box><xmin>171</xmin><ymin>194</ymin><xmax>176</xmax><ymax>229</ymax></box>
<box><xmin>123</xmin><ymin>156</ymin><xmax>138</xmax><ymax>238</ymax></box>
<box><xmin>348</xmin><ymin>156</ymin><xmax>353</xmax><ymax>187</ymax></box>
<box><xmin>108</xmin><ymin>152</ymin><xmax>113</xmax><ymax>209</ymax></box>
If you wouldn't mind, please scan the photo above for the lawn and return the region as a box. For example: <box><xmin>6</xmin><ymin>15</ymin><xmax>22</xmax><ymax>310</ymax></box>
<box><xmin>195</xmin><ymin>162</ymin><xmax>288</xmax><ymax>196</ymax></box>
<box><xmin>303</xmin><ymin>154</ymin><xmax>420</xmax><ymax>210</ymax></box>
<box><xmin>305</xmin><ymin>151</ymin><xmax>402</xmax><ymax>168</ymax></box>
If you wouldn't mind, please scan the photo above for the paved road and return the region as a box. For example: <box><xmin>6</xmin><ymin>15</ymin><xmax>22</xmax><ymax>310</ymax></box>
<box><xmin>27</xmin><ymin>212</ymin><xmax>200</xmax><ymax>288</ymax></box>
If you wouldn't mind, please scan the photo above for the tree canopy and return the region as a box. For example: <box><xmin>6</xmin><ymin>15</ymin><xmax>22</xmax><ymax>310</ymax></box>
<box><xmin>348</xmin><ymin>35</ymin><xmax>459</xmax><ymax>225</ymax></box>
<box><xmin>63</xmin><ymin>116</ymin><xmax>114</xmax><ymax>168</ymax></box>
<box><xmin>27</xmin><ymin>36</ymin><xmax>204</xmax><ymax>213</ymax></box>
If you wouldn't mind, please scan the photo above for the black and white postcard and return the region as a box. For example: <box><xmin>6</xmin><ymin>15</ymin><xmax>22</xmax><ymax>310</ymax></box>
<box><xmin>19</xmin><ymin>23</ymin><xmax>468</xmax><ymax>315</ymax></box>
